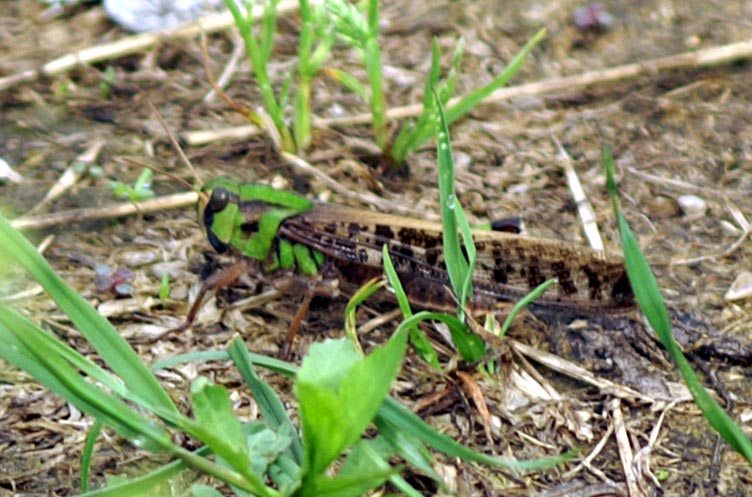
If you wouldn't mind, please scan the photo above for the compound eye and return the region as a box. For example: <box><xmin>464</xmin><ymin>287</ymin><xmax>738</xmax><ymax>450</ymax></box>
<box><xmin>207</xmin><ymin>187</ymin><xmax>230</xmax><ymax>214</ymax></box>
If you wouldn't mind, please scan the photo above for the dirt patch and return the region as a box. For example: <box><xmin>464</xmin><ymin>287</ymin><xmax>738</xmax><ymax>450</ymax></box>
<box><xmin>1</xmin><ymin>1</ymin><xmax>751</xmax><ymax>495</ymax></box>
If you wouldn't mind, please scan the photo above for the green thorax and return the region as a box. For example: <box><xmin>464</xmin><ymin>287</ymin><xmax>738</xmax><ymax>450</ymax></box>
<box><xmin>201</xmin><ymin>178</ymin><xmax>322</xmax><ymax>275</ymax></box>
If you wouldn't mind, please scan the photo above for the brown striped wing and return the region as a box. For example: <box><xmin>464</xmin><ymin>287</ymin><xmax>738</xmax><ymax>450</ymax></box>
<box><xmin>277</xmin><ymin>203</ymin><xmax>634</xmax><ymax>313</ymax></box>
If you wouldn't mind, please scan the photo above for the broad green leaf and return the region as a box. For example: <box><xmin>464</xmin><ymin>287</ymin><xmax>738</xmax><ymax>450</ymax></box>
<box><xmin>298</xmin><ymin>338</ymin><xmax>360</xmax><ymax>388</ymax></box>
<box><xmin>244</xmin><ymin>422</ymin><xmax>294</xmax><ymax>477</ymax></box>
<box><xmin>338</xmin><ymin>327</ymin><xmax>407</xmax><ymax>441</ymax></box>
<box><xmin>190</xmin><ymin>377</ymin><xmax>249</xmax><ymax>458</ymax></box>
<box><xmin>298</xmin><ymin>380</ymin><xmax>348</xmax><ymax>476</ymax></box>
<box><xmin>297</xmin><ymin>330</ymin><xmax>407</xmax><ymax>477</ymax></box>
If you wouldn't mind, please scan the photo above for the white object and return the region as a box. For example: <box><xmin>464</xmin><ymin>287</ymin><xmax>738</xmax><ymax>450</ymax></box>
<box><xmin>104</xmin><ymin>0</ymin><xmax>229</xmax><ymax>32</ymax></box>
<box><xmin>677</xmin><ymin>194</ymin><xmax>707</xmax><ymax>217</ymax></box>
<box><xmin>725</xmin><ymin>271</ymin><xmax>752</xmax><ymax>301</ymax></box>
<box><xmin>0</xmin><ymin>158</ymin><xmax>23</xmax><ymax>184</ymax></box>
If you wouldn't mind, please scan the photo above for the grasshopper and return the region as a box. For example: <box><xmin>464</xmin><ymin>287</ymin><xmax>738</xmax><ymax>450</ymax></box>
<box><xmin>175</xmin><ymin>177</ymin><xmax>634</xmax><ymax>354</ymax></box>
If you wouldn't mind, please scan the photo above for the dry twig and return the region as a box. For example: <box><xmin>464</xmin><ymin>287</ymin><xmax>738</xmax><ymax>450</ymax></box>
<box><xmin>279</xmin><ymin>152</ymin><xmax>423</xmax><ymax>215</ymax></box>
<box><xmin>11</xmin><ymin>192</ymin><xmax>198</xmax><ymax>230</ymax></box>
<box><xmin>0</xmin><ymin>0</ymin><xmax>308</xmax><ymax>92</ymax></box>
<box><xmin>180</xmin><ymin>38</ymin><xmax>752</xmax><ymax>146</ymax></box>
<box><xmin>611</xmin><ymin>399</ymin><xmax>647</xmax><ymax>497</ymax></box>
<box><xmin>553</xmin><ymin>137</ymin><xmax>604</xmax><ymax>250</ymax></box>
<box><xmin>508</xmin><ymin>339</ymin><xmax>655</xmax><ymax>403</ymax></box>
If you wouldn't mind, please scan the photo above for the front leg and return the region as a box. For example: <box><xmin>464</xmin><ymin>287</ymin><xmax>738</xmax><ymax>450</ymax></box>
<box><xmin>274</xmin><ymin>273</ymin><xmax>340</xmax><ymax>359</ymax></box>
<box><xmin>161</xmin><ymin>259</ymin><xmax>252</xmax><ymax>339</ymax></box>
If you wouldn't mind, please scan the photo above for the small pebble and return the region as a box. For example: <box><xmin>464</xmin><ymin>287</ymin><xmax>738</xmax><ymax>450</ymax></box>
<box><xmin>725</xmin><ymin>271</ymin><xmax>752</xmax><ymax>301</ymax></box>
<box><xmin>170</xmin><ymin>285</ymin><xmax>189</xmax><ymax>301</ymax></box>
<box><xmin>573</xmin><ymin>3</ymin><xmax>615</xmax><ymax>31</ymax></box>
<box><xmin>121</xmin><ymin>250</ymin><xmax>158</xmax><ymax>267</ymax></box>
<box><xmin>645</xmin><ymin>194</ymin><xmax>679</xmax><ymax>218</ymax></box>
<box><xmin>453</xmin><ymin>151</ymin><xmax>472</xmax><ymax>170</ymax></box>
<box><xmin>463</xmin><ymin>191</ymin><xmax>486</xmax><ymax>216</ymax></box>
<box><xmin>271</xmin><ymin>175</ymin><xmax>290</xmax><ymax>190</ymax></box>
<box><xmin>677</xmin><ymin>194</ymin><xmax>707</xmax><ymax>217</ymax></box>
<box><xmin>150</xmin><ymin>261</ymin><xmax>187</xmax><ymax>280</ymax></box>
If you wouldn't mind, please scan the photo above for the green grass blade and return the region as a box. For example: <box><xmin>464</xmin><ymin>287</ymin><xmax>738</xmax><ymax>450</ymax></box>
<box><xmin>224</xmin><ymin>0</ymin><xmax>292</xmax><ymax>151</ymax></box>
<box><xmin>0</xmin><ymin>306</ymin><xmax>172</xmax><ymax>446</ymax></box>
<box><xmin>299</xmin><ymin>0</ymin><xmax>312</xmax><ymax>21</ymax></box>
<box><xmin>344</xmin><ymin>277</ymin><xmax>385</xmax><ymax>355</ymax></box>
<box><xmin>364</xmin><ymin>38</ymin><xmax>387</xmax><ymax>151</ymax></box>
<box><xmin>498</xmin><ymin>278</ymin><xmax>556</xmax><ymax>337</ymax></box>
<box><xmin>0</xmin><ymin>304</ymin><xmax>129</xmax><ymax>396</ymax></box>
<box><xmin>442</xmin><ymin>36</ymin><xmax>464</xmax><ymax>101</ymax></box>
<box><xmin>150</xmin><ymin>349</ymin><xmax>298</xmax><ymax>378</ymax></box>
<box><xmin>376</xmin><ymin>422</ymin><xmax>439</xmax><ymax>483</ymax></box>
<box><xmin>444</xmin><ymin>28</ymin><xmax>545</xmax><ymax>123</ymax></box>
<box><xmin>434</xmin><ymin>89</ymin><xmax>469</xmax><ymax>300</ymax></box>
<box><xmin>227</xmin><ymin>335</ymin><xmax>303</xmax><ymax>464</ymax></box>
<box><xmin>339</xmin><ymin>438</ymin><xmax>415</xmax><ymax>497</ymax></box>
<box><xmin>434</xmin><ymin>89</ymin><xmax>486</xmax><ymax>364</ymax></box>
<box><xmin>0</xmin><ymin>214</ymin><xmax>176</xmax><ymax>413</ymax></box>
<box><xmin>323</xmin><ymin>67</ymin><xmax>368</xmax><ymax>98</ymax></box>
<box><xmin>80</xmin><ymin>419</ymin><xmax>103</xmax><ymax>492</ymax></box>
<box><xmin>295</xmin><ymin>0</ymin><xmax>336</xmax><ymax>151</ymax></box>
<box><xmin>190</xmin><ymin>484</ymin><xmax>225</xmax><ymax>497</ymax></box>
<box><xmin>380</xmin><ymin>244</ymin><xmax>414</xmax><ymax>319</ymax></box>
<box><xmin>327</xmin><ymin>0</ymin><xmax>388</xmax><ymax>156</ymax></box>
<box><xmin>377</xmin><ymin>397</ymin><xmax>574</xmax><ymax>470</ymax></box>
<box><xmin>454</xmin><ymin>188</ymin><xmax>476</xmax><ymax>308</ymax></box>
<box><xmin>603</xmin><ymin>146</ymin><xmax>752</xmax><ymax>462</ymax></box>
<box><xmin>392</xmin><ymin>311</ymin><xmax>485</xmax><ymax>363</ymax></box>
<box><xmin>145</xmin><ymin>341</ymin><xmax>562</xmax><ymax>476</ymax></box>
<box><xmin>381</xmin><ymin>245</ymin><xmax>440</xmax><ymax>368</ymax></box>
<box><xmin>295</xmin><ymin>74</ymin><xmax>312</xmax><ymax>150</ymax></box>
<box><xmin>79</xmin><ymin>447</ymin><xmax>213</xmax><ymax>497</ymax></box>
<box><xmin>389</xmin><ymin>39</ymin><xmax>443</xmax><ymax>162</ymax></box>
<box><xmin>394</xmin><ymin>30</ymin><xmax>545</xmax><ymax>163</ymax></box>
<box><xmin>260</xmin><ymin>0</ymin><xmax>281</xmax><ymax>64</ymax></box>
<box><xmin>366</xmin><ymin>0</ymin><xmax>378</xmax><ymax>31</ymax></box>
<box><xmin>435</xmin><ymin>90</ymin><xmax>477</xmax><ymax>307</ymax></box>
<box><xmin>0</xmin><ymin>307</ymin><xmax>257</xmax><ymax>490</ymax></box>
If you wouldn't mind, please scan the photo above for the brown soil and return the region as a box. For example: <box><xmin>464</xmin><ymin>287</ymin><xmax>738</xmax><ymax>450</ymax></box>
<box><xmin>1</xmin><ymin>1</ymin><xmax>751</xmax><ymax>496</ymax></box>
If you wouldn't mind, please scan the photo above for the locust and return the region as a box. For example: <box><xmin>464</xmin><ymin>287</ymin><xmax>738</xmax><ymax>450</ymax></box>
<box><xmin>174</xmin><ymin>176</ymin><xmax>634</xmax><ymax>354</ymax></box>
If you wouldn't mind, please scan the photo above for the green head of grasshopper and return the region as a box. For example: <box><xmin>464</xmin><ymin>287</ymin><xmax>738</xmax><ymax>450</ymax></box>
<box><xmin>201</xmin><ymin>178</ymin><xmax>323</xmax><ymax>275</ymax></box>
